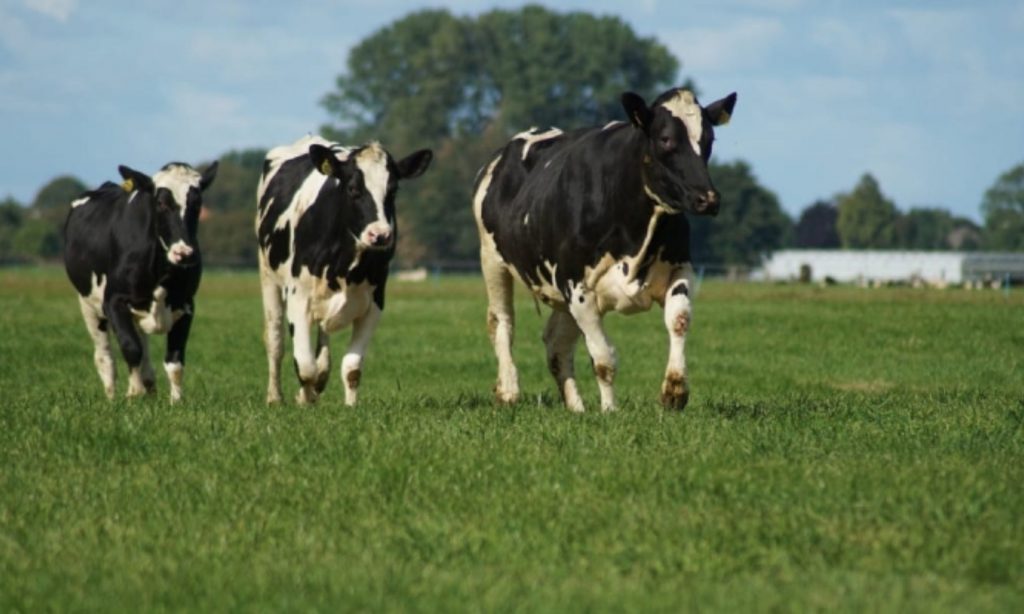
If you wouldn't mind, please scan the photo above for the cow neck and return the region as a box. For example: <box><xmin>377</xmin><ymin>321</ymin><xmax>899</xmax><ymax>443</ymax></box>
<box><xmin>617</xmin><ymin>134</ymin><xmax>674</xmax><ymax>287</ymax></box>
<box><xmin>123</xmin><ymin>192</ymin><xmax>159</xmax><ymax>260</ymax></box>
<box><xmin>120</xmin><ymin>192</ymin><xmax>171</xmax><ymax>289</ymax></box>
<box><xmin>314</xmin><ymin>179</ymin><xmax>363</xmax><ymax>282</ymax></box>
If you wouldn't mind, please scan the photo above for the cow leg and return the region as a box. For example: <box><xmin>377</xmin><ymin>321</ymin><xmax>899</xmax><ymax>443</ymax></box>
<box><xmin>661</xmin><ymin>269</ymin><xmax>693</xmax><ymax>410</ymax></box>
<box><xmin>164</xmin><ymin>304</ymin><xmax>194</xmax><ymax>403</ymax></box>
<box><xmin>260</xmin><ymin>273</ymin><xmax>285</xmax><ymax>404</ymax></box>
<box><xmin>78</xmin><ymin>297</ymin><xmax>116</xmax><ymax>399</ymax></box>
<box><xmin>568</xmin><ymin>287</ymin><xmax>617</xmax><ymax>412</ymax></box>
<box><xmin>543</xmin><ymin>309</ymin><xmax>584</xmax><ymax>412</ymax></box>
<box><xmin>137</xmin><ymin>331</ymin><xmax>158</xmax><ymax>394</ymax></box>
<box><xmin>482</xmin><ymin>258</ymin><xmax>519</xmax><ymax>403</ymax></box>
<box><xmin>341</xmin><ymin>303</ymin><xmax>382</xmax><ymax>406</ymax></box>
<box><xmin>105</xmin><ymin>297</ymin><xmax>148</xmax><ymax>398</ymax></box>
<box><xmin>314</xmin><ymin>328</ymin><xmax>331</xmax><ymax>395</ymax></box>
<box><xmin>286</xmin><ymin>292</ymin><xmax>319</xmax><ymax>405</ymax></box>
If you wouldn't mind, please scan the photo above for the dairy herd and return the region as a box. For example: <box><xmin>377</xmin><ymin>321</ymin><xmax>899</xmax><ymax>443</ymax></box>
<box><xmin>63</xmin><ymin>87</ymin><xmax>737</xmax><ymax>411</ymax></box>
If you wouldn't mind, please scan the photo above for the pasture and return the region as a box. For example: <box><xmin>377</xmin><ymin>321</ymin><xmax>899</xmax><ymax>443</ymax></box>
<box><xmin>1</xmin><ymin>267</ymin><xmax>1022</xmax><ymax>611</ymax></box>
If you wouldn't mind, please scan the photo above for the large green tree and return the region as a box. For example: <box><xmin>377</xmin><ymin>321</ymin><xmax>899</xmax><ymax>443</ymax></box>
<box><xmin>321</xmin><ymin>5</ymin><xmax>680</xmax><ymax>264</ymax></box>
<box><xmin>193</xmin><ymin>149</ymin><xmax>266</xmax><ymax>267</ymax></box>
<box><xmin>794</xmin><ymin>200</ymin><xmax>840</xmax><ymax>248</ymax></box>
<box><xmin>0</xmin><ymin>197</ymin><xmax>26</xmax><ymax>262</ymax></box>
<box><xmin>980</xmin><ymin>162</ymin><xmax>1024</xmax><ymax>251</ymax></box>
<box><xmin>836</xmin><ymin>173</ymin><xmax>899</xmax><ymax>249</ymax></box>
<box><xmin>690</xmin><ymin>161</ymin><xmax>792</xmax><ymax>267</ymax></box>
<box><xmin>891</xmin><ymin>207</ymin><xmax>956</xmax><ymax>250</ymax></box>
<box><xmin>22</xmin><ymin>175</ymin><xmax>89</xmax><ymax>260</ymax></box>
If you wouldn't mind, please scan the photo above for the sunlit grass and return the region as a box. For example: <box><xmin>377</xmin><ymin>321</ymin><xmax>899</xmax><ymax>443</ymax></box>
<box><xmin>1</xmin><ymin>267</ymin><xmax>1022</xmax><ymax>611</ymax></box>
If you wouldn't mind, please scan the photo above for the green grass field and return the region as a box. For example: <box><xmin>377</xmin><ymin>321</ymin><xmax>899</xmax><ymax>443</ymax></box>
<box><xmin>1</xmin><ymin>267</ymin><xmax>1022</xmax><ymax>612</ymax></box>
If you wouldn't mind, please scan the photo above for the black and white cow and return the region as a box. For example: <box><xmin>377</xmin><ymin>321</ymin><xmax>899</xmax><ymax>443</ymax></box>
<box><xmin>256</xmin><ymin>135</ymin><xmax>432</xmax><ymax>405</ymax></box>
<box><xmin>64</xmin><ymin>161</ymin><xmax>218</xmax><ymax>402</ymax></box>
<box><xmin>472</xmin><ymin>87</ymin><xmax>737</xmax><ymax>412</ymax></box>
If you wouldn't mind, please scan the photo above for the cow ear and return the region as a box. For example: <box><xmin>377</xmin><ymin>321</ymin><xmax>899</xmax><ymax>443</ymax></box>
<box><xmin>117</xmin><ymin>165</ymin><xmax>154</xmax><ymax>193</ymax></box>
<box><xmin>309</xmin><ymin>144</ymin><xmax>340</xmax><ymax>176</ymax></box>
<box><xmin>704</xmin><ymin>92</ymin><xmax>737</xmax><ymax>126</ymax></box>
<box><xmin>621</xmin><ymin>92</ymin><xmax>652</xmax><ymax>131</ymax></box>
<box><xmin>396</xmin><ymin>149</ymin><xmax>433</xmax><ymax>180</ymax></box>
<box><xmin>200</xmin><ymin>160</ymin><xmax>218</xmax><ymax>191</ymax></box>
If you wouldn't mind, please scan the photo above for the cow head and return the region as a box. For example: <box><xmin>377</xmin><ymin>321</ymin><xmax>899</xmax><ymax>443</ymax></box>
<box><xmin>309</xmin><ymin>142</ymin><xmax>432</xmax><ymax>251</ymax></box>
<box><xmin>150</xmin><ymin>161</ymin><xmax>218</xmax><ymax>266</ymax></box>
<box><xmin>622</xmin><ymin>88</ymin><xmax>737</xmax><ymax>216</ymax></box>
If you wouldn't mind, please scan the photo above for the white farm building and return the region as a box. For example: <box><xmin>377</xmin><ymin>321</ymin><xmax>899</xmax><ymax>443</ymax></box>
<box><xmin>759</xmin><ymin>250</ymin><xmax>1024</xmax><ymax>285</ymax></box>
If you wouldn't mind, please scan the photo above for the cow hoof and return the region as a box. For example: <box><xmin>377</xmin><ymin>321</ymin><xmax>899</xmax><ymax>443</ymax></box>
<box><xmin>493</xmin><ymin>386</ymin><xmax>519</xmax><ymax>404</ymax></box>
<box><xmin>660</xmin><ymin>390</ymin><xmax>689</xmax><ymax>411</ymax></box>
<box><xmin>660</xmin><ymin>371</ymin><xmax>689</xmax><ymax>411</ymax></box>
<box><xmin>295</xmin><ymin>388</ymin><xmax>318</xmax><ymax>405</ymax></box>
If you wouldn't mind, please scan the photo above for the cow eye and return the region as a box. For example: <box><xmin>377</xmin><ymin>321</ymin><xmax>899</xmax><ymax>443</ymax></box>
<box><xmin>347</xmin><ymin>179</ymin><xmax>362</xmax><ymax>198</ymax></box>
<box><xmin>659</xmin><ymin>135</ymin><xmax>675</xmax><ymax>151</ymax></box>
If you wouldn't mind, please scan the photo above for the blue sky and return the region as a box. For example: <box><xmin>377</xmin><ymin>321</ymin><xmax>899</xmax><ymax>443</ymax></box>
<box><xmin>2</xmin><ymin>0</ymin><xmax>1022</xmax><ymax>222</ymax></box>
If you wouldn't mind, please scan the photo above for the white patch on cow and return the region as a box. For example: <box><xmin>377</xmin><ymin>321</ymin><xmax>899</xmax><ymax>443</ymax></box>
<box><xmin>263</xmin><ymin>135</ymin><xmax>352</xmax><ymax>185</ymax></box>
<box><xmin>514</xmin><ymin>127</ymin><xmax>563</xmax><ymax>160</ymax></box>
<box><xmin>126</xmin><ymin>366</ymin><xmax>147</xmax><ymax>397</ymax></box>
<box><xmin>166</xmin><ymin>239</ymin><xmax>193</xmax><ymax>264</ymax></box>
<box><xmin>71</xmin><ymin>196</ymin><xmax>90</xmax><ymax>208</ymax></box>
<box><xmin>526</xmin><ymin>260</ymin><xmax>562</xmax><ymax>305</ymax></box>
<box><xmin>258</xmin><ymin>135</ymin><xmax>354</xmax><ymax>228</ymax></box>
<box><xmin>77</xmin><ymin>274</ymin><xmax>115</xmax><ymax>399</ymax></box>
<box><xmin>643</xmin><ymin>183</ymin><xmax>685</xmax><ymax>216</ymax></box>
<box><xmin>472</xmin><ymin>158</ymin><xmax>501</xmax><ymax>249</ymax></box>
<box><xmin>594</xmin><ymin>253</ymin><xmax>676</xmax><ymax>315</ymax></box>
<box><xmin>472</xmin><ymin>154</ymin><xmax>521</xmax><ymax>403</ymax></box>
<box><xmin>153</xmin><ymin>163</ymin><xmax>204</xmax><ymax>217</ymax></box>
<box><xmin>661</xmin><ymin>89</ymin><xmax>703</xmax><ymax>156</ymax></box>
<box><xmin>81</xmin><ymin>271</ymin><xmax>106</xmax><ymax>315</ymax></box>
<box><xmin>131</xmin><ymin>286</ymin><xmax>173</xmax><ymax>335</ymax></box>
<box><xmin>318</xmin><ymin>277</ymin><xmax>374</xmax><ymax>334</ymax></box>
<box><xmin>354</xmin><ymin>143</ymin><xmax>392</xmax><ymax>237</ymax></box>
<box><xmin>523</xmin><ymin>213</ymin><xmax>529</xmax><ymax>226</ymax></box>
<box><xmin>562</xmin><ymin>208</ymin><xmax>676</xmax><ymax>315</ymax></box>
<box><xmin>164</xmin><ymin>362</ymin><xmax>183</xmax><ymax>403</ymax></box>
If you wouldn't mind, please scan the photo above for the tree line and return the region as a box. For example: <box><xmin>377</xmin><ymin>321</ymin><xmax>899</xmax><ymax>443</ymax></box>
<box><xmin>2</xmin><ymin>6</ymin><xmax>1022</xmax><ymax>268</ymax></box>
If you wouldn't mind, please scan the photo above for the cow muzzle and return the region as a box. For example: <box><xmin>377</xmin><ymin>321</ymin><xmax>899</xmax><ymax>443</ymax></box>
<box><xmin>693</xmin><ymin>190</ymin><xmax>720</xmax><ymax>216</ymax></box>
<box><xmin>361</xmin><ymin>222</ymin><xmax>394</xmax><ymax>250</ymax></box>
<box><xmin>166</xmin><ymin>239</ymin><xmax>196</xmax><ymax>266</ymax></box>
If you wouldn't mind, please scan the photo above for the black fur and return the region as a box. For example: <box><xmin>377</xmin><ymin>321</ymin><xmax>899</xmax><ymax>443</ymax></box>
<box><xmin>478</xmin><ymin>88</ymin><xmax>735</xmax><ymax>302</ymax></box>
<box><xmin>64</xmin><ymin>162</ymin><xmax>216</xmax><ymax>392</ymax></box>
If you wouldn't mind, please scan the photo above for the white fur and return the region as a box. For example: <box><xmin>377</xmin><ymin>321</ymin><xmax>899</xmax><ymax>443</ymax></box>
<box><xmin>473</xmin><ymin>148</ymin><xmax>696</xmax><ymax>411</ymax></box>
<box><xmin>514</xmin><ymin>127</ymin><xmax>563</xmax><ymax>160</ymax></box>
<box><xmin>257</xmin><ymin>136</ymin><xmax>390</xmax><ymax>407</ymax></box>
<box><xmin>661</xmin><ymin>89</ymin><xmax>703</xmax><ymax>156</ymax></box>
<box><xmin>153</xmin><ymin>163</ymin><xmax>204</xmax><ymax>218</ymax></box>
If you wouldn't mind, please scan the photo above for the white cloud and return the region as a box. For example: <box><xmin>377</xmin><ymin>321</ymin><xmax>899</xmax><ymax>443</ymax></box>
<box><xmin>23</xmin><ymin>0</ymin><xmax>77</xmax><ymax>22</ymax></box>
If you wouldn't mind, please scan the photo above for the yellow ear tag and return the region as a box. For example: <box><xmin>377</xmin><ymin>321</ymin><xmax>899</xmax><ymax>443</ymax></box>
<box><xmin>121</xmin><ymin>178</ymin><xmax>135</xmax><ymax>192</ymax></box>
<box><xmin>320</xmin><ymin>159</ymin><xmax>333</xmax><ymax>175</ymax></box>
